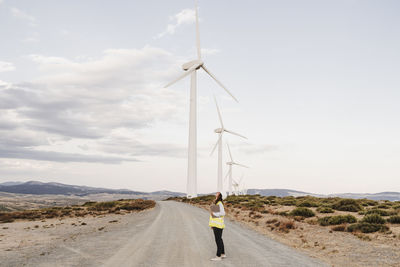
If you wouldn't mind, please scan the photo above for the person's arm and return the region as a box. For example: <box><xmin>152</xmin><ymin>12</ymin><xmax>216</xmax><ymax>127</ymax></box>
<box><xmin>212</xmin><ymin>203</ymin><xmax>225</xmax><ymax>217</ymax></box>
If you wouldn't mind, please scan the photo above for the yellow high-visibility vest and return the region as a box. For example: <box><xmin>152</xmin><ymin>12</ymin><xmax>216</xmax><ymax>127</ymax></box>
<box><xmin>209</xmin><ymin>201</ymin><xmax>225</xmax><ymax>229</ymax></box>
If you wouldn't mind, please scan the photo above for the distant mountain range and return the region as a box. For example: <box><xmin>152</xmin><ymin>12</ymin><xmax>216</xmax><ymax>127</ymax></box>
<box><xmin>0</xmin><ymin>181</ymin><xmax>185</xmax><ymax>197</ymax></box>
<box><xmin>247</xmin><ymin>189</ymin><xmax>400</xmax><ymax>201</ymax></box>
<box><xmin>0</xmin><ymin>181</ymin><xmax>399</xmax><ymax>201</ymax></box>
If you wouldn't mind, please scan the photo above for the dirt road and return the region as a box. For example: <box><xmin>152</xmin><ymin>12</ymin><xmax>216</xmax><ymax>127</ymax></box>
<box><xmin>1</xmin><ymin>201</ymin><xmax>328</xmax><ymax>266</ymax></box>
<box><xmin>103</xmin><ymin>201</ymin><xmax>327</xmax><ymax>267</ymax></box>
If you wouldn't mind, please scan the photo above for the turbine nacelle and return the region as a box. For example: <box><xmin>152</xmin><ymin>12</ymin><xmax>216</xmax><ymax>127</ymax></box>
<box><xmin>214</xmin><ymin>128</ymin><xmax>223</xmax><ymax>133</ymax></box>
<box><xmin>182</xmin><ymin>60</ymin><xmax>203</xmax><ymax>71</ymax></box>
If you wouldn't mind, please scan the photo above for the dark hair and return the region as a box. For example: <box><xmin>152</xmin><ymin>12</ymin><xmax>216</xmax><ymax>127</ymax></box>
<box><xmin>214</xmin><ymin>192</ymin><xmax>223</xmax><ymax>204</ymax></box>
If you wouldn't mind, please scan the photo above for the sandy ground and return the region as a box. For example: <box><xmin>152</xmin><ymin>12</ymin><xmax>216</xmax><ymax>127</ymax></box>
<box><xmin>192</xmin><ymin>203</ymin><xmax>400</xmax><ymax>267</ymax></box>
<box><xmin>0</xmin><ymin>201</ymin><xmax>327</xmax><ymax>267</ymax></box>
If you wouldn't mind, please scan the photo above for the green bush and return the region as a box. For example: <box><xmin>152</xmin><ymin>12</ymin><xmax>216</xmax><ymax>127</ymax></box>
<box><xmin>365</xmin><ymin>209</ymin><xmax>395</xmax><ymax>216</ymax></box>
<box><xmin>317</xmin><ymin>207</ymin><xmax>334</xmax><ymax>213</ymax></box>
<box><xmin>362</xmin><ymin>214</ymin><xmax>386</xmax><ymax>224</ymax></box>
<box><xmin>280</xmin><ymin>199</ymin><xmax>296</xmax><ymax>206</ymax></box>
<box><xmin>360</xmin><ymin>199</ymin><xmax>378</xmax><ymax>207</ymax></box>
<box><xmin>289</xmin><ymin>207</ymin><xmax>315</xmax><ymax>218</ymax></box>
<box><xmin>347</xmin><ymin>222</ymin><xmax>389</xmax><ymax>233</ymax></box>
<box><xmin>318</xmin><ymin>215</ymin><xmax>357</xmax><ymax>226</ymax></box>
<box><xmin>297</xmin><ymin>201</ymin><xmax>319</xmax><ymax>208</ymax></box>
<box><xmin>332</xmin><ymin>199</ymin><xmax>362</xmax><ymax>212</ymax></box>
<box><xmin>387</xmin><ymin>216</ymin><xmax>400</xmax><ymax>224</ymax></box>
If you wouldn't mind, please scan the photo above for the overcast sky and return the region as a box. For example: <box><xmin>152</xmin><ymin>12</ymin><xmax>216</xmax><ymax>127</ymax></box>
<box><xmin>0</xmin><ymin>0</ymin><xmax>399</xmax><ymax>194</ymax></box>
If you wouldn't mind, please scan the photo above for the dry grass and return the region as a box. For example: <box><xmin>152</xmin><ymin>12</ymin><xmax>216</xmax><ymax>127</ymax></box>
<box><xmin>0</xmin><ymin>199</ymin><xmax>155</xmax><ymax>223</ymax></box>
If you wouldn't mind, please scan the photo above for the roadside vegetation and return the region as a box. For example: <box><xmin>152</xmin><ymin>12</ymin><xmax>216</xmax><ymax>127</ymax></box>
<box><xmin>169</xmin><ymin>194</ymin><xmax>400</xmax><ymax>236</ymax></box>
<box><xmin>0</xmin><ymin>199</ymin><xmax>155</xmax><ymax>223</ymax></box>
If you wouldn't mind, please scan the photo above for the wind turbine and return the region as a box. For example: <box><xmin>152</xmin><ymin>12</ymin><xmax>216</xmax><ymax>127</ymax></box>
<box><xmin>232</xmin><ymin>179</ymin><xmax>240</xmax><ymax>195</ymax></box>
<box><xmin>232</xmin><ymin>174</ymin><xmax>245</xmax><ymax>195</ymax></box>
<box><xmin>210</xmin><ymin>96</ymin><xmax>246</xmax><ymax>193</ymax></box>
<box><xmin>165</xmin><ymin>0</ymin><xmax>237</xmax><ymax>198</ymax></box>
<box><xmin>225</xmin><ymin>144</ymin><xmax>249</xmax><ymax>195</ymax></box>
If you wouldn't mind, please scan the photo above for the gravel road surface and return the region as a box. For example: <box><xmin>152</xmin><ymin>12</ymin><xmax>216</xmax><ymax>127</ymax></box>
<box><xmin>103</xmin><ymin>201</ymin><xmax>327</xmax><ymax>267</ymax></box>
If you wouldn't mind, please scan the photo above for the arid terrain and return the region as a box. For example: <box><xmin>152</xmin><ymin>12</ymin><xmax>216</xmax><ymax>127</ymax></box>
<box><xmin>0</xmin><ymin>191</ymin><xmax>173</xmax><ymax>213</ymax></box>
<box><xmin>0</xmin><ymin>199</ymin><xmax>326</xmax><ymax>267</ymax></box>
<box><xmin>0</xmin><ymin>198</ymin><xmax>156</xmax><ymax>266</ymax></box>
<box><xmin>172</xmin><ymin>195</ymin><xmax>400</xmax><ymax>267</ymax></box>
<box><xmin>2</xmin><ymin>194</ymin><xmax>400</xmax><ymax>266</ymax></box>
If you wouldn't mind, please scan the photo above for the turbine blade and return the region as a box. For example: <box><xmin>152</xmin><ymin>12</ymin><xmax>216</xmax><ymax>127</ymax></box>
<box><xmin>195</xmin><ymin>0</ymin><xmax>201</xmax><ymax>59</ymax></box>
<box><xmin>164</xmin><ymin>67</ymin><xmax>196</xmax><ymax>88</ymax></box>
<box><xmin>227</xmin><ymin>143</ymin><xmax>233</xmax><ymax>162</ymax></box>
<box><xmin>210</xmin><ymin>133</ymin><xmax>223</xmax><ymax>156</ymax></box>
<box><xmin>213</xmin><ymin>95</ymin><xmax>224</xmax><ymax>128</ymax></box>
<box><xmin>201</xmin><ymin>65</ymin><xmax>238</xmax><ymax>102</ymax></box>
<box><xmin>224</xmin><ymin>129</ymin><xmax>247</xmax><ymax>139</ymax></box>
<box><xmin>234</xmin><ymin>162</ymin><xmax>249</xmax><ymax>168</ymax></box>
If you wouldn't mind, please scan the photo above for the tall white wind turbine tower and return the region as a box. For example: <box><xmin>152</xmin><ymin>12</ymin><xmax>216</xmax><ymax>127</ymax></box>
<box><xmin>210</xmin><ymin>97</ymin><xmax>247</xmax><ymax>193</ymax></box>
<box><xmin>164</xmin><ymin>0</ymin><xmax>237</xmax><ymax>198</ymax></box>
<box><xmin>226</xmin><ymin>144</ymin><xmax>249</xmax><ymax>195</ymax></box>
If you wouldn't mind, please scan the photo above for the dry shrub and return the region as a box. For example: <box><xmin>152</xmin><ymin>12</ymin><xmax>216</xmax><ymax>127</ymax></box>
<box><xmin>0</xmin><ymin>199</ymin><xmax>155</xmax><ymax>223</ymax></box>
<box><xmin>332</xmin><ymin>199</ymin><xmax>362</xmax><ymax>212</ymax></box>
<box><xmin>317</xmin><ymin>207</ymin><xmax>334</xmax><ymax>213</ymax></box>
<box><xmin>293</xmin><ymin>216</ymin><xmax>304</xmax><ymax>221</ymax></box>
<box><xmin>266</xmin><ymin>218</ymin><xmax>278</xmax><ymax>224</ymax></box>
<box><xmin>331</xmin><ymin>224</ymin><xmax>346</xmax><ymax>231</ymax></box>
<box><xmin>289</xmin><ymin>207</ymin><xmax>315</xmax><ymax>218</ymax></box>
<box><xmin>387</xmin><ymin>215</ymin><xmax>400</xmax><ymax>224</ymax></box>
<box><xmin>318</xmin><ymin>215</ymin><xmax>357</xmax><ymax>226</ymax></box>
<box><xmin>348</xmin><ymin>222</ymin><xmax>389</xmax><ymax>233</ymax></box>
<box><xmin>306</xmin><ymin>219</ymin><xmax>318</xmax><ymax>225</ymax></box>
<box><xmin>362</xmin><ymin>214</ymin><xmax>385</xmax><ymax>224</ymax></box>
<box><xmin>278</xmin><ymin>220</ymin><xmax>296</xmax><ymax>233</ymax></box>
<box><xmin>253</xmin><ymin>214</ymin><xmax>262</xmax><ymax>219</ymax></box>
<box><xmin>353</xmin><ymin>232</ymin><xmax>372</xmax><ymax>241</ymax></box>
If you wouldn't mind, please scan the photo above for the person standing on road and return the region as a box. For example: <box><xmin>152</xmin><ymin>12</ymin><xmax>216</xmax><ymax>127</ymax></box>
<box><xmin>209</xmin><ymin>192</ymin><xmax>226</xmax><ymax>261</ymax></box>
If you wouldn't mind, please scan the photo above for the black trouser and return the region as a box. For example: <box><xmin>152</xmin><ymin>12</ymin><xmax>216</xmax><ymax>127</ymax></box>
<box><xmin>212</xmin><ymin>227</ymin><xmax>225</xmax><ymax>257</ymax></box>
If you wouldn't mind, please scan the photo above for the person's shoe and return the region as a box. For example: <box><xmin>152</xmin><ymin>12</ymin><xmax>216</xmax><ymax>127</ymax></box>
<box><xmin>221</xmin><ymin>254</ymin><xmax>227</xmax><ymax>258</ymax></box>
<box><xmin>210</xmin><ymin>257</ymin><xmax>222</xmax><ymax>261</ymax></box>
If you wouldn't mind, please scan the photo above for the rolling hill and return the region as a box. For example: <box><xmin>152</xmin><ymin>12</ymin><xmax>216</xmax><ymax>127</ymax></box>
<box><xmin>0</xmin><ymin>181</ymin><xmax>399</xmax><ymax>201</ymax></box>
<box><xmin>0</xmin><ymin>181</ymin><xmax>185</xmax><ymax>197</ymax></box>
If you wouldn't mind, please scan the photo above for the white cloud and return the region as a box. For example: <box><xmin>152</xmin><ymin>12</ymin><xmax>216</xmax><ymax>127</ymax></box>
<box><xmin>0</xmin><ymin>159</ymin><xmax>53</xmax><ymax>171</ymax></box>
<box><xmin>0</xmin><ymin>46</ymin><xmax>187</xmax><ymax>163</ymax></box>
<box><xmin>10</xmin><ymin>7</ymin><xmax>37</xmax><ymax>26</ymax></box>
<box><xmin>0</xmin><ymin>80</ymin><xmax>12</xmax><ymax>89</ymax></box>
<box><xmin>0</xmin><ymin>61</ymin><xmax>15</xmax><ymax>72</ymax></box>
<box><xmin>156</xmin><ymin>8</ymin><xmax>196</xmax><ymax>38</ymax></box>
